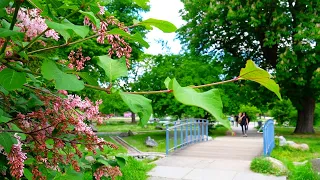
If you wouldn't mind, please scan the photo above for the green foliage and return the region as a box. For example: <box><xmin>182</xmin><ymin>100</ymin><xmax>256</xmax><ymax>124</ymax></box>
<box><xmin>97</xmin><ymin>55</ymin><xmax>128</xmax><ymax>81</ymax></box>
<box><xmin>0</xmin><ymin>133</ymin><xmax>17</xmax><ymax>153</ymax></box>
<box><xmin>0</xmin><ymin>68</ymin><xmax>26</xmax><ymax>90</ymax></box>
<box><xmin>314</xmin><ymin>103</ymin><xmax>320</xmax><ymax>127</ymax></box>
<box><xmin>168</xmin><ymin>78</ymin><xmax>230</xmax><ymax>129</ymax></box>
<box><xmin>41</xmin><ymin>59</ymin><xmax>84</xmax><ymax>91</ymax></box>
<box><xmin>178</xmin><ymin>0</ymin><xmax>320</xmax><ymax>133</ymax></box>
<box><xmin>239</xmin><ymin>105</ymin><xmax>260</xmax><ymax>121</ymax></box>
<box><xmin>139</xmin><ymin>18</ymin><xmax>177</xmax><ymax>33</ymax></box>
<box><xmin>288</xmin><ymin>162</ymin><xmax>320</xmax><ymax>180</ymax></box>
<box><xmin>116</xmin><ymin>157</ymin><xmax>155</xmax><ymax>180</ymax></box>
<box><xmin>239</xmin><ymin>60</ymin><xmax>281</xmax><ymax>100</ymax></box>
<box><xmin>132</xmin><ymin>0</ymin><xmax>150</xmax><ymax>10</ymax></box>
<box><xmin>271</xmin><ymin>99</ymin><xmax>297</xmax><ymax>125</ymax></box>
<box><xmin>250</xmin><ymin>157</ymin><xmax>283</xmax><ymax>176</ymax></box>
<box><xmin>120</xmin><ymin>92</ymin><xmax>152</xmax><ymax>126</ymax></box>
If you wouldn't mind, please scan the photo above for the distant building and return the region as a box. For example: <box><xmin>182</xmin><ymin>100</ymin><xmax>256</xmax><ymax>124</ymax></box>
<box><xmin>123</xmin><ymin>112</ymin><xmax>132</xmax><ymax>118</ymax></box>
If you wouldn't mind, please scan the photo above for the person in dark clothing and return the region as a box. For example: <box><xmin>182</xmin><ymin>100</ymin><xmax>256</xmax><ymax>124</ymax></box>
<box><xmin>240</xmin><ymin>112</ymin><xmax>248</xmax><ymax>137</ymax></box>
<box><xmin>234</xmin><ymin>115</ymin><xmax>239</xmax><ymax>127</ymax></box>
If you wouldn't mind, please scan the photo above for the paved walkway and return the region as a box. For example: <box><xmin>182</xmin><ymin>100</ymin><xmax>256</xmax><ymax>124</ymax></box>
<box><xmin>148</xmin><ymin>124</ymin><xmax>286</xmax><ymax>180</ymax></box>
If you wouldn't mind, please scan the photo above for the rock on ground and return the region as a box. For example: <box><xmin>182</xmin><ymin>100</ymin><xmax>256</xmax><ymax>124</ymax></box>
<box><xmin>311</xmin><ymin>158</ymin><xmax>320</xmax><ymax>174</ymax></box>
<box><xmin>266</xmin><ymin>157</ymin><xmax>288</xmax><ymax>174</ymax></box>
<box><xmin>145</xmin><ymin>136</ymin><xmax>158</xmax><ymax>147</ymax></box>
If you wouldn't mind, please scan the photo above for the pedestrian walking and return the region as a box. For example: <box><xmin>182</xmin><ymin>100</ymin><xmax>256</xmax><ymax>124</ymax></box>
<box><xmin>240</xmin><ymin>112</ymin><xmax>248</xmax><ymax>137</ymax></box>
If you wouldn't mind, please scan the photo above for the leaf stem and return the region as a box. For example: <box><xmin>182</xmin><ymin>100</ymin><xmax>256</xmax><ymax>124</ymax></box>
<box><xmin>28</xmin><ymin>34</ymin><xmax>100</xmax><ymax>54</ymax></box>
<box><xmin>0</xmin><ymin>1</ymin><xmax>21</xmax><ymax>55</ymax></box>
<box><xmin>191</xmin><ymin>78</ymin><xmax>238</xmax><ymax>89</ymax></box>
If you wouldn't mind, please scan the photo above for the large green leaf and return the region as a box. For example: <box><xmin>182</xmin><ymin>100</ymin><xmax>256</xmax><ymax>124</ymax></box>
<box><xmin>0</xmin><ymin>28</ymin><xmax>24</xmax><ymax>38</ymax></box>
<box><xmin>79</xmin><ymin>10</ymin><xmax>100</xmax><ymax>27</ymax></box>
<box><xmin>24</xmin><ymin>168</ymin><xmax>33</xmax><ymax>180</ymax></box>
<box><xmin>0</xmin><ymin>68</ymin><xmax>26</xmax><ymax>91</ymax></box>
<box><xmin>238</xmin><ymin>60</ymin><xmax>282</xmax><ymax>100</ymax></box>
<box><xmin>109</xmin><ymin>29</ymin><xmax>149</xmax><ymax>48</ymax></box>
<box><xmin>76</xmin><ymin>72</ymin><xmax>98</xmax><ymax>86</ymax></box>
<box><xmin>139</xmin><ymin>18</ymin><xmax>177</xmax><ymax>33</ymax></box>
<box><xmin>120</xmin><ymin>92</ymin><xmax>152</xmax><ymax>126</ymax></box>
<box><xmin>41</xmin><ymin>60</ymin><xmax>84</xmax><ymax>91</ymax></box>
<box><xmin>0</xmin><ymin>132</ymin><xmax>17</xmax><ymax>153</ymax></box>
<box><xmin>0</xmin><ymin>0</ymin><xmax>10</xmax><ymax>8</ymax></box>
<box><xmin>168</xmin><ymin>78</ymin><xmax>230</xmax><ymax>129</ymax></box>
<box><xmin>97</xmin><ymin>55</ymin><xmax>128</xmax><ymax>81</ymax></box>
<box><xmin>45</xmin><ymin>20</ymin><xmax>89</xmax><ymax>39</ymax></box>
<box><xmin>26</xmin><ymin>0</ymin><xmax>44</xmax><ymax>10</ymax></box>
<box><xmin>133</xmin><ymin>0</ymin><xmax>149</xmax><ymax>9</ymax></box>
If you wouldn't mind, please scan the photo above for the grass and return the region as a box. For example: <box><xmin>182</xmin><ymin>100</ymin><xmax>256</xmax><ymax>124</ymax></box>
<box><xmin>97</xmin><ymin>122</ymin><xmax>158</xmax><ymax>132</ymax></box>
<box><xmin>209</xmin><ymin>125</ymin><xmax>229</xmax><ymax>137</ymax></box>
<box><xmin>268</xmin><ymin>127</ymin><xmax>320</xmax><ymax>180</ymax></box>
<box><xmin>122</xmin><ymin>131</ymin><xmax>169</xmax><ymax>152</ymax></box>
<box><xmin>250</xmin><ymin>157</ymin><xmax>286</xmax><ymax>176</ymax></box>
<box><xmin>84</xmin><ymin>157</ymin><xmax>155</xmax><ymax>180</ymax></box>
<box><xmin>116</xmin><ymin>157</ymin><xmax>156</xmax><ymax>180</ymax></box>
<box><xmin>98</xmin><ymin>135</ymin><xmax>128</xmax><ymax>155</ymax></box>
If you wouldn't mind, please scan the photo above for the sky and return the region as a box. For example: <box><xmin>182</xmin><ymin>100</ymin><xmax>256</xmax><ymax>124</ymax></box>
<box><xmin>141</xmin><ymin>0</ymin><xmax>185</xmax><ymax>55</ymax></box>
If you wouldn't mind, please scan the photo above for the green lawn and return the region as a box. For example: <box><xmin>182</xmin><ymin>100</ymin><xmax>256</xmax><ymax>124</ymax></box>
<box><xmin>121</xmin><ymin>126</ymin><xmax>228</xmax><ymax>153</ymax></box>
<box><xmin>98</xmin><ymin>135</ymin><xmax>128</xmax><ymax>155</ymax></box>
<box><xmin>270</xmin><ymin>127</ymin><xmax>320</xmax><ymax>179</ymax></box>
<box><xmin>96</xmin><ymin>122</ymin><xmax>158</xmax><ymax>132</ymax></box>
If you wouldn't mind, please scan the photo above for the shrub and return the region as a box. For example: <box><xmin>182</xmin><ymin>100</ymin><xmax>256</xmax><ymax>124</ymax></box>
<box><xmin>288</xmin><ymin>162</ymin><xmax>320</xmax><ymax>180</ymax></box>
<box><xmin>271</xmin><ymin>99</ymin><xmax>297</xmax><ymax>125</ymax></box>
<box><xmin>250</xmin><ymin>157</ymin><xmax>281</xmax><ymax>175</ymax></box>
<box><xmin>116</xmin><ymin>157</ymin><xmax>156</xmax><ymax>180</ymax></box>
<box><xmin>239</xmin><ymin>105</ymin><xmax>261</xmax><ymax>121</ymax></box>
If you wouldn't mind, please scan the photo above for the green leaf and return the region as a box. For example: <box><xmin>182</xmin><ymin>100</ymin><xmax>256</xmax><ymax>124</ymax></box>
<box><xmin>0</xmin><ymin>116</ymin><xmax>10</xmax><ymax>123</ymax></box>
<box><xmin>10</xmin><ymin>123</ymin><xmax>26</xmax><ymax>140</ymax></box>
<box><xmin>238</xmin><ymin>60</ymin><xmax>282</xmax><ymax>100</ymax></box>
<box><xmin>139</xmin><ymin>18</ymin><xmax>177</xmax><ymax>33</ymax></box>
<box><xmin>24</xmin><ymin>168</ymin><xmax>33</xmax><ymax>180</ymax></box>
<box><xmin>97</xmin><ymin>56</ymin><xmax>128</xmax><ymax>81</ymax></box>
<box><xmin>41</xmin><ymin>60</ymin><xmax>84</xmax><ymax>91</ymax></box>
<box><xmin>26</xmin><ymin>0</ymin><xmax>44</xmax><ymax>10</ymax></box>
<box><xmin>27</xmin><ymin>93</ymin><xmax>44</xmax><ymax>108</ymax></box>
<box><xmin>109</xmin><ymin>29</ymin><xmax>149</xmax><ymax>48</ymax></box>
<box><xmin>58</xmin><ymin>4</ymin><xmax>78</xmax><ymax>10</ymax></box>
<box><xmin>0</xmin><ymin>85</ymin><xmax>8</xmax><ymax>95</ymax></box>
<box><xmin>77</xmin><ymin>72</ymin><xmax>99</xmax><ymax>86</ymax></box>
<box><xmin>120</xmin><ymin>92</ymin><xmax>152</xmax><ymax>126</ymax></box>
<box><xmin>45</xmin><ymin>139</ymin><xmax>54</xmax><ymax>149</ymax></box>
<box><xmin>169</xmin><ymin>78</ymin><xmax>230</xmax><ymax>129</ymax></box>
<box><xmin>164</xmin><ymin>77</ymin><xmax>171</xmax><ymax>89</ymax></box>
<box><xmin>133</xmin><ymin>0</ymin><xmax>149</xmax><ymax>9</ymax></box>
<box><xmin>115</xmin><ymin>155</ymin><xmax>127</xmax><ymax>168</ymax></box>
<box><xmin>45</xmin><ymin>20</ymin><xmax>89</xmax><ymax>39</ymax></box>
<box><xmin>0</xmin><ymin>132</ymin><xmax>17</xmax><ymax>153</ymax></box>
<box><xmin>0</xmin><ymin>0</ymin><xmax>10</xmax><ymax>9</ymax></box>
<box><xmin>0</xmin><ymin>68</ymin><xmax>26</xmax><ymax>91</ymax></box>
<box><xmin>89</xmin><ymin>4</ymin><xmax>100</xmax><ymax>14</ymax></box>
<box><xmin>97</xmin><ymin>159</ymin><xmax>109</xmax><ymax>166</ymax></box>
<box><xmin>0</xmin><ymin>28</ymin><xmax>24</xmax><ymax>38</ymax></box>
<box><xmin>79</xmin><ymin>10</ymin><xmax>100</xmax><ymax>27</ymax></box>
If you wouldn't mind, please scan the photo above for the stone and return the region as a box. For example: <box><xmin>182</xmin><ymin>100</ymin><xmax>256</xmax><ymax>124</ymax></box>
<box><xmin>279</xmin><ymin>136</ymin><xmax>286</xmax><ymax>146</ymax></box>
<box><xmin>299</xmin><ymin>143</ymin><xmax>309</xmax><ymax>151</ymax></box>
<box><xmin>286</xmin><ymin>141</ymin><xmax>295</xmax><ymax>145</ymax></box>
<box><xmin>155</xmin><ymin>125</ymin><xmax>165</xmax><ymax>130</ymax></box>
<box><xmin>288</xmin><ymin>142</ymin><xmax>300</xmax><ymax>149</ymax></box>
<box><xmin>119</xmin><ymin>132</ymin><xmax>129</xmax><ymax>137</ymax></box>
<box><xmin>266</xmin><ymin>157</ymin><xmax>288</xmax><ymax>174</ymax></box>
<box><xmin>128</xmin><ymin>130</ymin><xmax>135</xmax><ymax>136</ymax></box>
<box><xmin>293</xmin><ymin>160</ymin><xmax>308</xmax><ymax>166</ymax></box>
<box><xmin>146</xmin><ymin>155</ymin><xmax>157</xmax><ymax>161</ymax></box>
<box><xmin>311</xmin><ymin>158</ymin><xmax>320</xmax><ymax>173</ymax></box>
<box><xmin>145</xmin><ymin>136</ymin><xmax>158</xmax><ymax>147</ymax></box>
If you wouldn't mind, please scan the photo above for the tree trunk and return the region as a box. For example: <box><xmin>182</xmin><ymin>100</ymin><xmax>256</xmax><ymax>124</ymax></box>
<box><xmin>294</xmin><ymin>97</ymin><xmax>315</xmax><ymax>133</ymax></box>
<box><xmin>131</xmin><ymin>112</ymin><xmax>136</xmax><ymax>124</ymax></box>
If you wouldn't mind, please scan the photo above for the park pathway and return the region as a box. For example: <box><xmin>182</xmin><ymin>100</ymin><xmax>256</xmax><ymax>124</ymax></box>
<box><xmin>148</xmin><ymin>123</ymin><xmax>286</xmax><ymax>180</ymax></box>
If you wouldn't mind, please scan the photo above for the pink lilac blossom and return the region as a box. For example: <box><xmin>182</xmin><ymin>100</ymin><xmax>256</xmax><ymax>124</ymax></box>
<box><xmin>67</xmin><ymin>48</ymin><xmax>91</xmax><ymax>71</ymax></box>
<box><xmin>6</xmin><ymin>7</ymin><xmax>59</xmax><ymax>41</ymax></box>
<box><xmin>7</xmin><ymin>134</ymin><xmax>27</xmax><ymax>180</ymax></box>
<box><xmin>94</xmin><ymin>166</ymin><xmax>122</xmax><ymax>180</ymax></box>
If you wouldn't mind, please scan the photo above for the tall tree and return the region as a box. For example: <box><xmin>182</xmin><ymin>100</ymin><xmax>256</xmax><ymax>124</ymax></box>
<box><xmin>178</xmin><ymin>0</ymin><xmax>320</xmax><ymax>133</ymax></box>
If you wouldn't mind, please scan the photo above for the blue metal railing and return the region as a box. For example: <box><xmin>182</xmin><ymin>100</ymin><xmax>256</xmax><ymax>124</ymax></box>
<box><xmin>166</xmin><ymin>119</ymin><xmax>209</xmax><ymax>155</ymax></box>
<box><xmin>263</xmin><ymin>119</ymin><xmax>275</xmax><ymax>156</ymax></box>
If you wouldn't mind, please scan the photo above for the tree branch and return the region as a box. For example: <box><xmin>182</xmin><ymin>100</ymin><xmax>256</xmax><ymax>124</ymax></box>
<box><xmin>0</xmin><ymin>1</ymin><xmax>22</xmax><ymax>55</ymax></box>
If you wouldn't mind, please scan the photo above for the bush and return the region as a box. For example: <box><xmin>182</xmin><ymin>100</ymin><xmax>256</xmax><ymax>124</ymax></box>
<box><xmin>288</xmin><ymin>162</ymin><xmax>320</xmax><ymax>180</ymax></box>
<box><xmin>271</xmin><ymin>99</ymin><xmax>297</xmax><ymax>125</ymax></box>
<box><xmin>239</xmin><ymin>105</ymin><xmax>261</xmax><ymax>121</ymax></box>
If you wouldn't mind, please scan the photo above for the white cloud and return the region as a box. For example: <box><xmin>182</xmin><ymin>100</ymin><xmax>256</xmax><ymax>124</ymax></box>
<box><xmin>141</xmin><ymin>0</ymin><xmax>185</xmax><ymax>55</ymax></box>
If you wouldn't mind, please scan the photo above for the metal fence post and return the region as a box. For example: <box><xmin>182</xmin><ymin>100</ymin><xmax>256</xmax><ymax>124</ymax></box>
<box><xmin>201</xmin><ymin>120</ymin><xmax>204</xmax><ymax>141</ymax></box>
<box><xmin>190</xmin><ymin>120</ymin><xmax>193</xmax><ymax>143</ymax></box>
<box><xmin>174</xmin><ymin>122</ymin><xmax>177</xmax><ymax>150</ymax></box>
<box><xmin>206</xmin><ymin>120</ymin><xmax>209</xmax><ymax>141</ymax></box>
<box><xmin>198</xmin><ymin>121</ymin><xmax>201</xmax><ymax>142</ymax></box>
<box><xmin>185</xmin><ymin>120</ymin><xmax>188</xmax><ymax>144</ymax></box>
<box><xmin>166</xmin><ymin>124</ymin><xmax>169</xmax><ymax>155</ymax></box>
<box><xmin>193</xmin><ymin>120</ymin><xmax>196</xmax><ymax>143</ymax></box>
<box><xmin>180</xmin><ymin>123</ymin><xmax>183</xmax><ymax>148</ymax></box>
